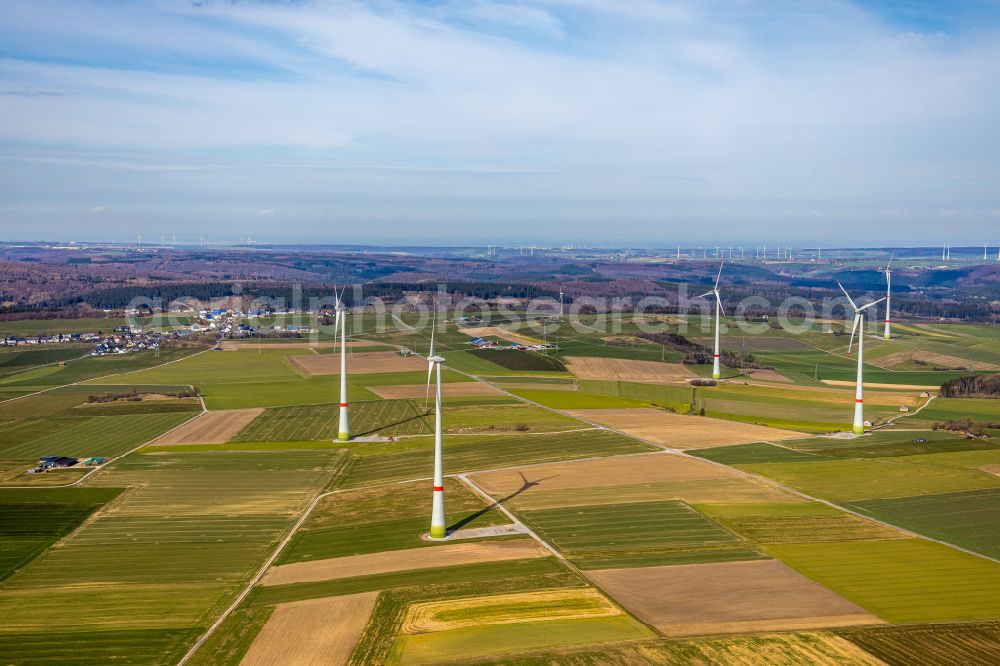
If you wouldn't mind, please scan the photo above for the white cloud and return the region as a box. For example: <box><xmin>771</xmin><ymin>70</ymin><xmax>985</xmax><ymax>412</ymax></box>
<box><xmin>0</xmin><ymin>0</ymin><xmax>998</xmax><ymax>242</ymax></box>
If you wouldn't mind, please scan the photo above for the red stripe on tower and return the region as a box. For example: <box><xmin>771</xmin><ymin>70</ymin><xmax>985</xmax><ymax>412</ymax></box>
<box><xmin>856</xmin><ymin>399</ymin><xmax>863</xmax><ymax>403</ymax></box>
<box><xmin>713</xmin><ymin>354</ymin><xmax>720</xmax><ymax>358</ymax></box>
<box><xmin>433</xmin><ymin>486</ymin><xmax>443</xmax><ymax>492</ymax></box>
<box><xmin>340</xmin><ymin>403</ymin><xmax>348</xmax><ymax>407</ymax></box>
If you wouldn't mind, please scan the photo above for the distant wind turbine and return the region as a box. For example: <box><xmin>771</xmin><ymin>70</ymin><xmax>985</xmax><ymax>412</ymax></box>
<box><xmin>880</xmin><ymin>253</ymin><xmax>893</xmax><ymax>340</ymax></box>
<box><xmin>697</xmin><ymin>262</ymin><xmax>726</xmax><ymax>380</ymax></box>
<box><xmin>838</xmin><ymin>282</ymin><xmax>886</xmax><ymax>435</ymax></box>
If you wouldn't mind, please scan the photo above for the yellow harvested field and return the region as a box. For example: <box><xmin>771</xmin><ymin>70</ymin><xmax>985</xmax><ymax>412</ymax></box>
<box><xmin>873</xmin><ymin>350</ymin><xmax>999</xmax><ymax>371</ymax></box>
<box><xmin>240</xmin><ymin>592</ymin><xmax>378</xmax><ymax>666</ymax></box>
<box><xmin>150</xmin><ymin>408</ymin><xmax>262</xmax><ymax>445</ymax></box>
<box><xmin>503</xmin><ymin>479</ymin><xmax>802</xmax><ymax>511</ymax></box>
<box><xmin>287</xmin><ymin>351</ymin><xmax>427</xmax><ymax>376</ymax></box>
<box><xmin>471</xmin><ymin>452</ymin><xmax>740</xmax><ymax>498</ymax></box>
<box><xmin>565</xmin><ymin>408</ymin><xmax>808</xmax><ymax>449</ymax></box>
<box><xmin>655</xmin><ymin>633</ymin><xmax>886</xmax><ymax>665</ymax></box>
<box><xmin>401</xmin><ymin>589</ymin><xmax>619</xmax><ymax>634</ymax></box>
<box><xmin>220</xmin><ymin>340</ymin><xmax>388</xmax><ymax>350</ymax></box>
<box><xmin>459</xmin><ymin>326</ymin><xmax>540</xmax><ymax>346</ymax></box>
<box><xmin>260</xmin><ymin>539</ymin><xmax>548</xmax><ymax>586</ymax></box>
<box><xmin>564</xmin><ymin>357</ymin><xmax>693</xmax><ymax>382</ymax></box>
<box><xmin>588</xmin><ymin>560</ymin><xmax>881</xmax><ymax>636</ymax></box>
<box><xmin>822</xmin><ymin>379</ymin><xmax>939</xmax><ymax>391</ymax></box>
<box><xmin>369</xmin><ymin>382</ymin><xmax>502</xmax><ymax>399</ymax></box>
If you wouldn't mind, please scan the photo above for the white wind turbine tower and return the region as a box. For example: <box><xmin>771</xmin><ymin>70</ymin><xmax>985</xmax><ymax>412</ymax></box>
<box><xmin>838</xmin><ymin>282</ymin><xmax>886</xmax><ymax>435</ymax></box>
<box><xmin>335</xmin><ymin>287</ymin><xmax>350</xmax><ymax>442</ymax></box>
<box><xmin>881</xmin><ymin>253</ymin><xmax>893</xmax><ymax>340</ymax></box>
<box><xmin>697</xmin><ymin>262</ymin><xmax>726</xmax><ymax>380</ymax></box>
<box><xmin>426</xmin><ymin>344</ymin><xmax>447</xmax><ymax>539</ymax></box>
<box><xmin>559</xmin><ymin>290</ymin><xmax>564</xmax><ymax>317</ymax></box>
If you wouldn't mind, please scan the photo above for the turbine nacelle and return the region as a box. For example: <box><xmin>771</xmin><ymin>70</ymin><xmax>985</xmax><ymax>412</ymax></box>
<box><xmin>837</xmin><ymin>281</ymin><xmax>886</xmax><ymax>352</ymax></box>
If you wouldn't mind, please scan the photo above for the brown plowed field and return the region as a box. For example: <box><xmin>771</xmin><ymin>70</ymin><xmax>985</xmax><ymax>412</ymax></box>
<box><xmin>150</xmin><ymin>408</ymin><xmax>262</xmax><ymax>445</ymax></box>
<box><xmin>369</xmin><ymin>382</ymin><xmax>502</xmax><ymax>399</ymax></box>
<box><xmin>587</xmin><ymin>560</ymin><xmax>881</xmax><ymax>636</ymax></box>
<box><xmin>745</xmin><ymin>369</ymin><xmax>792</xmax><ymax>383</ymax></box>
<box><xmin>240</xmin><ymin>592</ymin><xmax>378</xmax><ymax>666</ymax></box>
<box><xmin>873</xmin><ymin>350</ymin><xmax>999</xmax><ymax>371</ymax></box>
<box><xmin>260</xmin><ymin>539</ymin><xmax>547</xmax><ymax>586</ymax></box>
<box><xmin>470</xmin><ymin>452</ymin><xmax>739</xmax><ymax>498</ymax></box>
<box><xmin>564</xmin><ymin>357</ymin><xmax>693</xmax><ymax>382</ymax></box>
<box><xmin>822</xmin><ymin>380</ymin><xmax>939</xmax><ymax>391</ymax></box>
<box><xmin>565</xmin><ymin>408</ymin><xmax>808</xmax><ymax>449</ymax></box>
<box><xmin>287</xmin><ymin>351</ymin><xmax>426</xmax><ymax>376</ymax></box>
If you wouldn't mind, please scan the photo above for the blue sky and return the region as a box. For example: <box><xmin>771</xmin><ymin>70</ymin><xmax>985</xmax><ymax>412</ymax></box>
<box><xmin>1</xmin><ymin>0</ymin><xmax>999</xmax><ymax>246</ymax></box>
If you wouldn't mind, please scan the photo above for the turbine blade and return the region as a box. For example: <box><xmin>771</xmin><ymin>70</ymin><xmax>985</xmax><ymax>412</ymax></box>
<box><xmin>425</xmin><ymin>359</ymin><xmax>433</xmax><ymax>407</ymax></box>
<box><xmin>837</xmin><ymin>281</ymin><xmax>858</xmax><ymax>311</ymax></box>
<box><xmin>848</xmin><ymin>314</ymin><xmax>860</xmax><ymax>353</ymax></box>
<box><xmin>714</xmin><ymin>261</ymin><xmax>724</xmax><ymax>290</ymax></box>
<box><xmin>716</xmin><ymin>292</ymin><xmax>726</xmax><ymax>317</ymax></box>
<box><xmin>425</xmin><ymin>311</ymin><xmax>437</xmax><ymax>408</ymax></box>
<box><xmin>886</xmin><ymin>252</ymin><xmax>893</xmax><ymax>271</ymax></box>
<box><xmin>695</xmin><ymin>290</ymin><xmax>715</xmax><ymax>299</ymax></box>
<box><xmin>429</xmin><ymin>311</ymin><xmax>437</xmax><ymax>356</ymax></box>
<box><xmin>858</xmin><ymin>297</ymin><xmax>887</xmax><ymax>312</ymax></box>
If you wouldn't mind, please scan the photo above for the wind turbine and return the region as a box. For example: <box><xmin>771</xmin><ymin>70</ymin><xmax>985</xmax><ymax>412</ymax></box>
<box><xmin>336</xmin><ymin>286</ymin><xmax>350</xmax><ymax>442</ymax></box>
<box><xmin>880</xmin><ymin>253</ymin><xmax>893</xmax><ymax>340</ymax></box>
<box><xmin>427</xmin><ymin>347</ymin><xmax>447</xmax><ymax>538</ymax></box>
<box><xmin>838</xmin><ymin>282</ymin><xmax>886</xmax><ymax>435</ymax></box>
<box><xmin>697</xmin><ymin>262</ymin><xmax>726</xmax><ymax>380</ymax></box>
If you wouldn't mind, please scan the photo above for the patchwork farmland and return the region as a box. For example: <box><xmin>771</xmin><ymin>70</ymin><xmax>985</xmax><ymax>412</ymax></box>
<box><xmin>0</xmin><ymin>313</ymin><xmax>998</xmax><ymax>666</ymax></box>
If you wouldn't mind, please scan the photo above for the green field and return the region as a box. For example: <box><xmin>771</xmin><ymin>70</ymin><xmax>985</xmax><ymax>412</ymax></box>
<box><xmin>336</xmin><ymin>430</ymin><xmax>653</xmax><ymax>488</ymax></box>
<box><xmin>741</xmin><ymin>457</ymin><xmax>1000</xmax><ymax>501</ymax></box>
<box><xmin>691</xmin><ymin>442</ymin><xmax>825</xmax><ymax>464</ymax></box>
<box><xmin>695</xmin><ymin>502</ymin><xmax>903</xmax><ymax>544</ymax></box>
<box><xmin>468</xmin><ymin>349</ymin><xmax>567</xmax><ymax>372</ymax></box>
<box><xmin>234</xmin><ymin>400</ymin><xmax>430</xmax><ymax>441</ymax></box>
<box><xmin>0</xmin><ymin>346</ymin><xmax>90</xmax><ymax>371</ymax></box>
<box><xmin>0</xmin><ymin>347</ymin><xmax>206</xmax><ymax>392</ymax></box>
<box><xmin>440</xmin><ymin>403</ymin><xmax>580</xmax><ymax>433</ymax></box>
<box><xmin>767</xmin><ymin>539</ymin><xmax>1000</xmax><ymax>623</ymax></box>
<box><xmin>518</xmin><ymin>500</ymin><xmax>761</xmax><ymax>569</ymax></box>
<box><xmin>246</xmin><ymin>557</ymin><xmax>576</xmax><ymax>608</ymax></box>
<box><xmin>507</xmin><ymin>389</ymin><xmax>649</xmax><ymax>409</ymax></box>
<box><xmin>0</xmin><ymin>487</ymin><xmax>122</xmax><ymax>581</ymax></box>
<box><xmin>847</xmin><ymin>488</ymin><xmax>1000</xmax><ymax>560</ymax></box>
<box><xmin>1</xmin><ymin>412</ymin><xmax>193</xmax><ymax>460</ymax></box>
<box><xmin>0</xmin><ymin>449</ymin><xmax>343</xmax><ymax>663</ymax></box>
